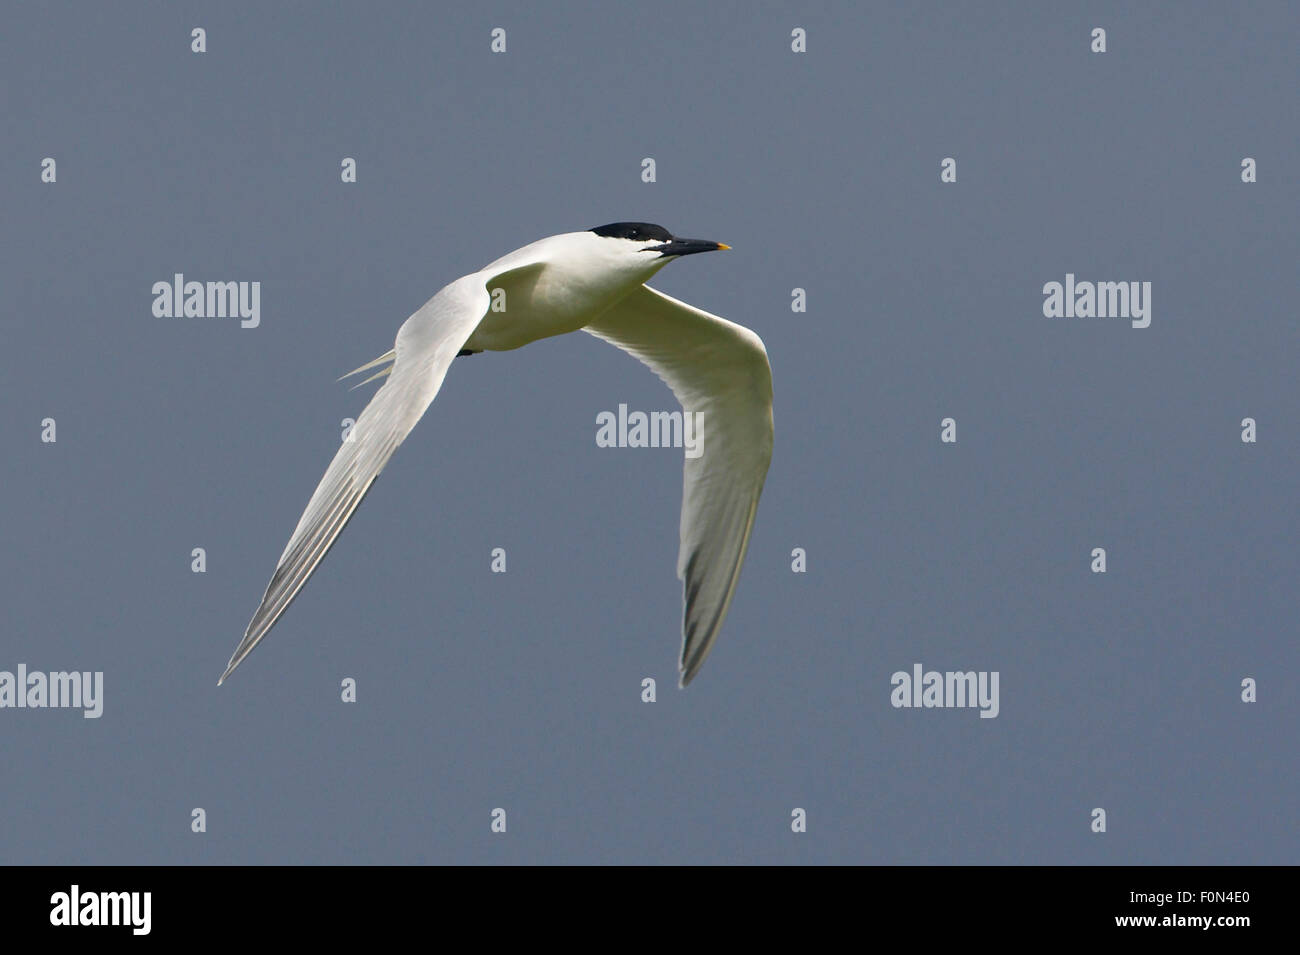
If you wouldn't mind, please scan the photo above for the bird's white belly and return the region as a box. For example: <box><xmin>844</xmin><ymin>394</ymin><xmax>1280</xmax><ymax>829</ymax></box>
<box><xmin>462</xmin><ymin>263</ymin><xmax>638</xmax><ymax>352</ymax></box>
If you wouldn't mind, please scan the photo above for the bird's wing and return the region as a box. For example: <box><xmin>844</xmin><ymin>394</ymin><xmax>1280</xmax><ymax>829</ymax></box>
<box><xmin>584</xmin><ymin>285</ymin><xmax>773</xmax><ymax>685</ymax></box>
<box><xmin>220</xmin><ymin>272</ymin><xmax>502</xmax><ymax>684</ymax></box>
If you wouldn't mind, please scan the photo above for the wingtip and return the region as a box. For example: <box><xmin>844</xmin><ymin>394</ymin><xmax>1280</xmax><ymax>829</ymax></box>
<box><xmin>679</xmin><ymin>649</ymin><xmax>707</xmax><ymax>688</ymax></box>
<box><xmin>217</xmin><ymin>659</ymin><xmax>240</xmax><ymax>686</ymax></box>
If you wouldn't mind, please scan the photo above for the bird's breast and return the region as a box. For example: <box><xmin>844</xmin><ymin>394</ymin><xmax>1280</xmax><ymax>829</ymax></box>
<box><xmin>463</xmin><ymin>264</ymin><xmax>638</xmax><ymax>352</ymax></box>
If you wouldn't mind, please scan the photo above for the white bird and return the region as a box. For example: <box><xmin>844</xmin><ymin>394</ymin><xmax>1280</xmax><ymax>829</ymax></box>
<box><xmin>219</xmin><ymin>223</ymin><xmax>773</xmax><ymax>687</ymax></box>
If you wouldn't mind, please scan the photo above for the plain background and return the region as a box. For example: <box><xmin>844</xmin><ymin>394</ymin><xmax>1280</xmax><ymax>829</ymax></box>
<box><xmin>2</xmin><ymin>2</ymin><xmax>1296</xmax><ymax>864</ymax></box>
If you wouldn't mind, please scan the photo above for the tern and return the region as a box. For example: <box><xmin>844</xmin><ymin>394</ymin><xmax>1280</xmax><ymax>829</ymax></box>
<box><xmin>219</xmin><ymin>223</ymin><xmax>773</xmax><ymax>687</ymax></box>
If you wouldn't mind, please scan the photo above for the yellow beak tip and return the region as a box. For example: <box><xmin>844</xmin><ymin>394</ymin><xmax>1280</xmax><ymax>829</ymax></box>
<box><xmin>717</xmin><ymin>242</ymin><xmax>731</xmax><ymax>251</ymax></box>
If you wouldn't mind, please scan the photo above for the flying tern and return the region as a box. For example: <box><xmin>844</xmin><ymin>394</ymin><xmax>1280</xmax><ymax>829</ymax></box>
<box><xmin>219</xmin><ymin>222</ymin><xmax>774</xmax><ymax>687</ymax></box>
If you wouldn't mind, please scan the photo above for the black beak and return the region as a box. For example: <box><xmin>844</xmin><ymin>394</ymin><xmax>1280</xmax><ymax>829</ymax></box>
<box><xmin>646</xmin><ymin>237</ymin><xmax>731</xmax><ymax>257</ymax></box>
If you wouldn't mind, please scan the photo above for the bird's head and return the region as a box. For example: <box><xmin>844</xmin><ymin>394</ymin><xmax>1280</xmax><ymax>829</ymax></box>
<box><xmin>586</xmin><ymin>222</ymin><xmax>730</xmax><ymax>275</ymax></box>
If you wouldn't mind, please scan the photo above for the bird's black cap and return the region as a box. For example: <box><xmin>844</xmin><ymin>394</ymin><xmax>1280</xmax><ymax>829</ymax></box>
<box><xmin>589</xmin><ymin>222</ymin><xmax>674</xmax><ymax>242</ymax></box>
<box><xmin>590</xmin><ymin>222</ymin><xmax>728</xmax><ymax>257</ymax></box>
